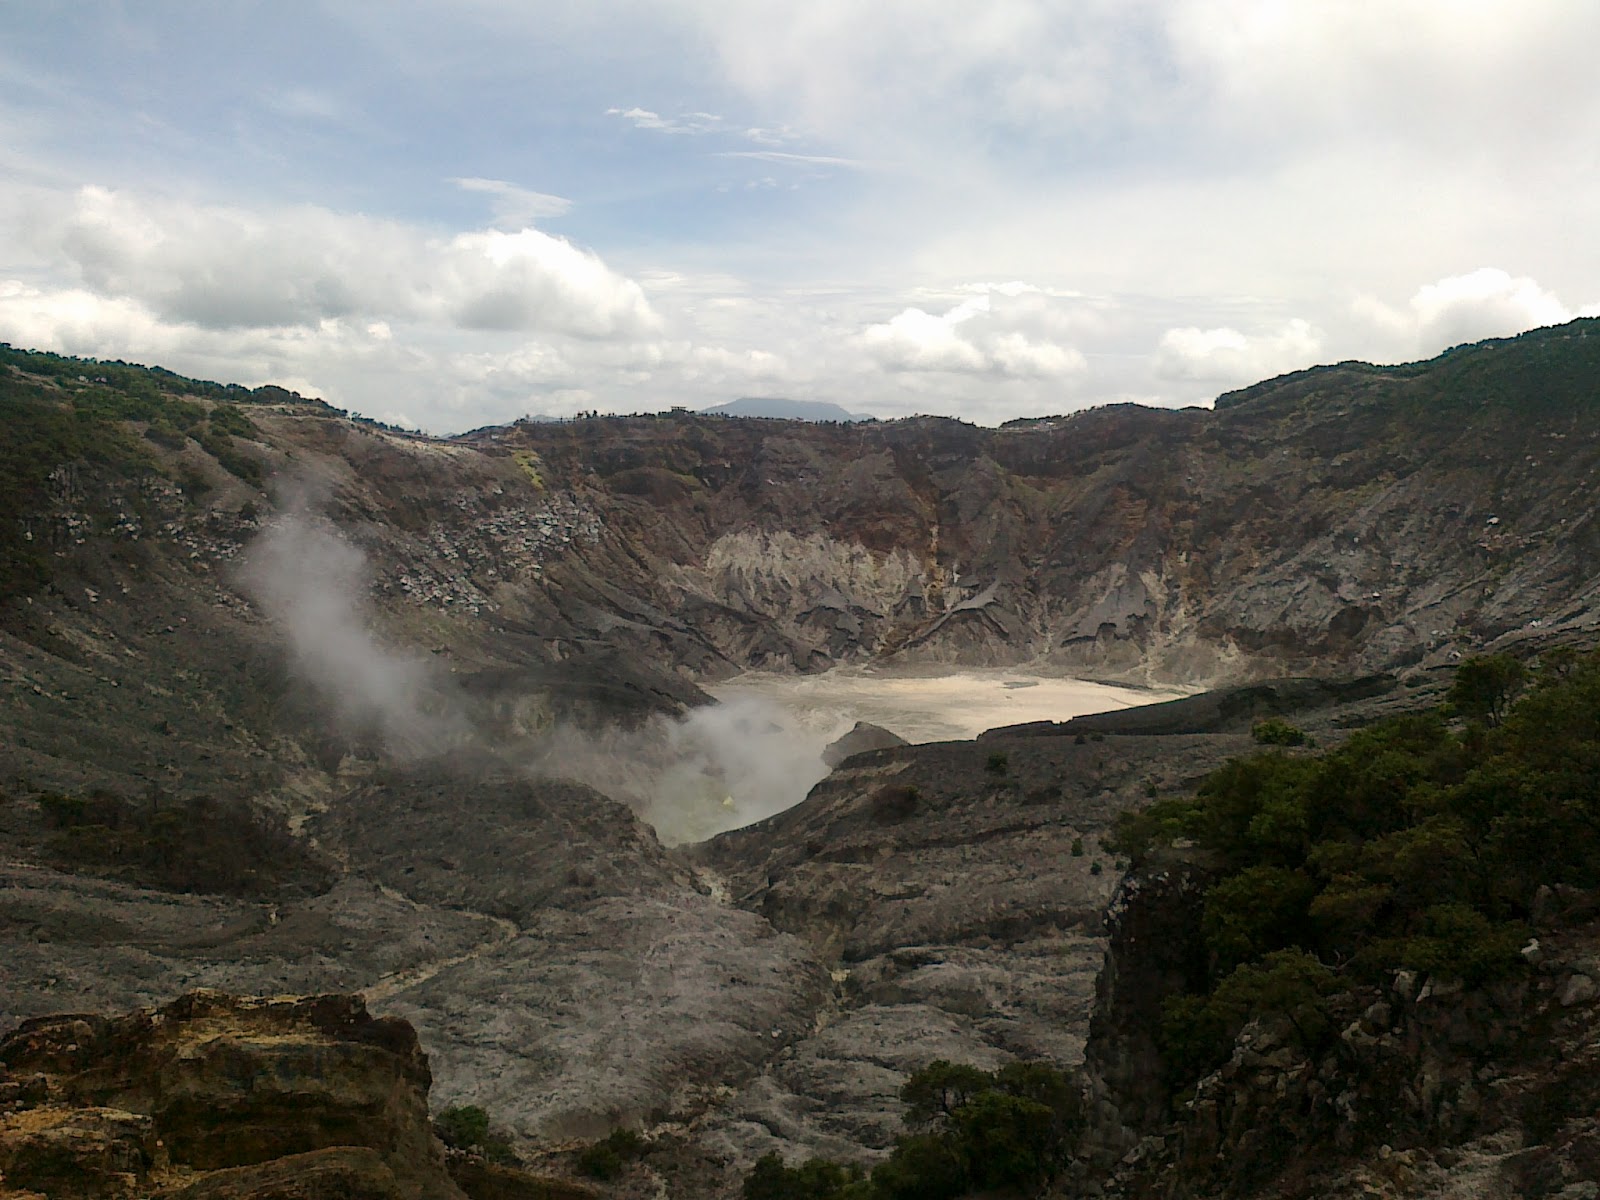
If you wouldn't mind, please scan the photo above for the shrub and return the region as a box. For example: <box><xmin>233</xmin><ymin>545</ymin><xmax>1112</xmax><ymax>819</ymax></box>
<box><xmin>1071</xmin><ymin>836</ymin><xmax>1085</xmax><ymax>857</ymax></box>
<box><xmin>1113</xmin><ymin>651</ymin><xmax>1600</xmax><ymax>1097</ymax></box>
<box><xmin>742</xmin><ymin>1059</ymin><xmax>1083</xmax><ymax>1200</ymax></box>
<box><xmin>435</xmin><ymin>1105</ymin><xmax>491</xmax><ymax>1150</ymax></box>
<box><xmin>1161</xmin><ymin>950</ymin><xmax>1337</xmax><ymax>1082</ymax></box>
<box><xmin>985</xmin><ymin>752</ymin><xmax>1008</xmax><ymax>775</ymax></box>
<box><xmin>871</xmin><ymin>784</ymin><xmax>920</xmax><ymax>824</ymax></box>
<box><xmin>196</xmin><ymin>427</ymin><xmax>264</xmax><ymax>485</ymax></box>
<box><xmin>1252</xmin><ymin>718</ymin><xmax>1307</xmax><ymax>746</ymax></box>
<box><xmin>742</xmin><ymin>1153</ymin><xmax>866</xmax><ymax>1200</ymax></box>
<box><xmin>901</xmin><ymin>1061</ymin><xmax>991</xmax><ymax>1125</ymax></box>
<box><xmin>577</xmin><ymin>1128</ymin><xmax>647</xmax><ymax>1180</ymax></box>
<box><xmin>206</xmin><ymin>403</ymin><xmax>258</xmax><ymax>438</ymax></box>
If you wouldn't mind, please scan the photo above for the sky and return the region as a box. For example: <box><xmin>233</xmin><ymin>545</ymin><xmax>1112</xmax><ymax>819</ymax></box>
<box><xmin>3</xmin><ymin>1</ymin><xmax>1599</xmax><ymax>433</ymax></box>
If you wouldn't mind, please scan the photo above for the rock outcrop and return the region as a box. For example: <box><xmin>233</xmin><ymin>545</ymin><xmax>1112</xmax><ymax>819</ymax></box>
<box><xmin>0</xmin><ymin>991</ymin><xmax>461</xmax><ymax>1200</ymax></box>
<box><xmin>821</xmin><ymin>721</ymin><xmax>909</xmax><ymax>768</ymax></box>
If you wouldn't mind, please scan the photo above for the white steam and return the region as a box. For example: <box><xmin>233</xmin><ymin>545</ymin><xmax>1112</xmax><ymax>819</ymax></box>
<box><xmin>237</xmin><ymin>506</ymin><xmax>836</xmax><ymax>836</ymax></box>
<box><xmin>525</xmin><ymin>696</ymin><xmax>843</xmax><ymax>845</ymax></box>
<box><xmin>238</xmin><ymin>510</ymin><xmax>467</xmax><ymax>757</ymax></box>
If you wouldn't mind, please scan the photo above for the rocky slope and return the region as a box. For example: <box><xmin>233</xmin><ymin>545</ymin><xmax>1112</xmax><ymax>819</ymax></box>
<box><xmin>3</xmin><ymin>322</ymin><xmax>1600</xmax><ymax>1195</ymax></box>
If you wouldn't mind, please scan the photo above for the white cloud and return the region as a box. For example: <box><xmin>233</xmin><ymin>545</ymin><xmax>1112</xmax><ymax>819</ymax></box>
<box><xmin>1353</xmin><ymin>269</ymin><xmax>1600</xmax><ymax>359</ymax></box>
<box><xmin>605</xmin><ymin>106</ymin><xmax>725</xmax><ymax>135</ymax></box>
<box><xmin>451</xmin><ymin>177</ymin><xmax>572</xmax><ymax>227</ymax></box>
<box><xmin>859</xmin><ymin>293</ymin><xmax>1085</xmax><ymax>379</ymax></box>
<box><xmin>24</xmin><ymin>186</ymin><xmax>655</xmax><ymax>339</ymax></box>
<box><xmin>716</xmin><ymin>150</ymin><xmax>862</xmax><ymax>167</ymax></box>
<box><xmin>1156</xmin><ymin>319</ymin><xmax>1323</xmax><ymax>384</ymax></box>
<box><xmin>442</xmin><ymin>228</ymin><xmax>657</xmax><ymax>338</ymax></box>
<box><xmin>9</xmin><ymin>3</ymin><xmax>1600</xmax><ymax>430</ymax></box>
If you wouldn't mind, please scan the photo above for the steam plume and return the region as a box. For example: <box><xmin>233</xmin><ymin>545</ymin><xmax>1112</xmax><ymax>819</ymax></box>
<box><xmin>525</xmin><ymin>696</ymin><xmax>841</xmax><ymax>844</ymax></box>
<box><xmin>238</xmin><ymin>505</ymin><xmax>467</xmax><ymax>757</ymax></box>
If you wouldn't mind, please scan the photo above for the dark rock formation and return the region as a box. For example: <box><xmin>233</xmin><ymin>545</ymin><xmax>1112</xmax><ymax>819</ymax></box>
<box><xmin>983</xmin><ymin>674</ymin><xmax>1399</xmax><ymax>739</ymax></box>
<box><xmin>821</xmin><ymin>721</ymin><xmax>909</xmax><ymax>767</ymax></box>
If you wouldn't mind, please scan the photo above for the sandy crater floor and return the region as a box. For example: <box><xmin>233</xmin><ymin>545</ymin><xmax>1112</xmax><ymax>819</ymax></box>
<box><xmin>707</xmin><ymin>666</ymin><xmax>1186</xmax><ymax>744</ymax></box>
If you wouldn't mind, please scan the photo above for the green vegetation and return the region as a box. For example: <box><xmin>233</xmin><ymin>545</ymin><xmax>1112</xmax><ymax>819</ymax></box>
<box><xmin>511</xmin><ymin>449</ymin><xmax>546</xmax><ymax>490</ymax></box>
<box><xmin>1444</xmin><ymin>652</ymin><xmax>1525</xmax><ymax>727</ymax></box>
<box><xmin>435</xmin><ymin>1105</ymin><xmax>491</xmax><ymax>1150</ymax></box>
<box><xmin>985</xmin><ymin>751</ymin><xmax>1009</xmax><ymax>776</ymax></box>
<box><xmin>0</xmin><ymin>343</ymin><xmax>320</xmax><ymax>408</ymax></box>
<box><xmin>744</xmin><ymin>1154</ymin><xmax>868</xmax><ymax>1200</ymax></box>
<box><xmin>576</xmin><ymin>1128</ymin><xmax>647</xmax><ymax>1179</ymax></box>
<box><xmin>1112</xmin><ymin>650</ymin><xmax>1600</xmax><ymax>1087</ymax></box>
<box><xmin>741</xmin><ymin>1060</ymin><xmax>1083</xmax><ymax>1200</ymax></box>
<box><xmin>435</xmin><ymin>1104</ymin><xmax>517</xmax><ymax>1164</ymax></box>
<box><xmin>1251</xmin><ymin>717</ymin><xmax>1308</xmax><ymax>747</ymax></box>
<box><xmin>0</xmin><ymin>344</ymin><xmax>297</xmax><ymax>599</ymax></box>
<box><xmin>37</xmin><ymin>788</ymin><xmax>331</xmax><ymax>898</ymax></box>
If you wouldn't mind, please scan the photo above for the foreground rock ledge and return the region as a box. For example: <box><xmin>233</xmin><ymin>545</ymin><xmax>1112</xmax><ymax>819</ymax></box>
<box><xmin>0</xmin><ymin>990</ymin><xmax>571</xmax><ymax>1200</ymax></box>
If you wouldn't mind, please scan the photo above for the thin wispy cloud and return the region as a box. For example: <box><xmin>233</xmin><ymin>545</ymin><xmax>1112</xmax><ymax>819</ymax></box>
<box><xmin>452</xmin><ymin>177</ymin><xmax>573</xmax><ymax>227</ymax></box>
<box><xmin>716</xmin><ymin>150</ymin><xmax>863</xmax><ymax>167</ymax></box>
<box><xmin>605</xmin><ymin>107</ymin><xmax>725</xmax><ymax>135</ymax></box>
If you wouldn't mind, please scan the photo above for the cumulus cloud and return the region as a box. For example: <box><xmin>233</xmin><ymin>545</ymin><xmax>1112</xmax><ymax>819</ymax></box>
<box><xmin>23</xmin><ymin>186</ymin><xmax>656</xmax><ymax>339</ymax></box>
<box><xmin>1355</xmin><ymin>269</ymin><xmax>1597</xmax><ymax>358</ymax></box>
<box><xmin>1155</xmin><ymin>319</ymin><xmax>1324</xmax><ymax>385</ymax></box>
<box><xmin>858</xmin><ymin>289</ymin><xmax>1087</xmax><ymax>379</ymax></box>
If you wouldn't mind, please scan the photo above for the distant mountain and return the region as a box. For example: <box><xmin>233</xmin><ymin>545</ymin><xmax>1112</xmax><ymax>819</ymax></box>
<box><xmin>700</xmin><ymin>396</ymin><xmax>874</xmax><ymax>422</ymax></box>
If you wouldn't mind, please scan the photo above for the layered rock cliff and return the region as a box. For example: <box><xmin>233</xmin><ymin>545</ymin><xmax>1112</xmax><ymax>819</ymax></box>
<box><xmin>0</xmin><ymin>990</ymin><xmax>461</xmax><ymax>1199</ymax></box>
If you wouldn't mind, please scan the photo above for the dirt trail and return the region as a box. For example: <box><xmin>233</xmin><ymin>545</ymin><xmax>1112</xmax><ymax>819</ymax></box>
<box><xmin>359</xmin><ymin>884</ymin><xmax>521</xmax><ymax>1004</ymax></box>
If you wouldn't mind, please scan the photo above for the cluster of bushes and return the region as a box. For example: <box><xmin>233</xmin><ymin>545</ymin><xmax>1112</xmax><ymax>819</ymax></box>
<box><xmin>65</xmin><ymin>373</ymin><xmax>264</xmax><ymax>485</ymax></box>
<box><xmin>434</xmin><ymin>1104</ymin><xmax>518</xmax><ymax>1165</ymax></box>
<box><xmin>576</xmin><ymin>1128</ymin><xmax>647</xmax><ymax>1179</ymax></box>
<box><xmin>0</xmin><ymin>343</ymin><xmax>308</xmax><ymax>407</ymax></box>
<box><xmin>1111</xmin><ymin>650</ymin><xmax>1596</xmax><ymax>1087</ymax></box>
<box><xmin>743</xmin><ymin>1060</ymin><xmax>1083</xmax><ymax>1200</ymax></box>
<box><xmin>1251</xmin><ymin>717</ymin><xmax>1308</xmax><ymax>747</ymax></box>
<box><xmin>37</xmin><ymin>788</ymin><xmax>331</xmax><ymax>898</ymax></box>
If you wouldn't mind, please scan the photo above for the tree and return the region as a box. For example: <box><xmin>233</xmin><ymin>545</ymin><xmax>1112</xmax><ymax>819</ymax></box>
<box><xmin>900</xmin><ymin>1061</ymin><xmax>992</xmax><ymax>1125</ymax></box>
<box><xmin>1447</xmin><ymin>654</ymin><xmax>1526</xmax><ymax>727</ymax></box>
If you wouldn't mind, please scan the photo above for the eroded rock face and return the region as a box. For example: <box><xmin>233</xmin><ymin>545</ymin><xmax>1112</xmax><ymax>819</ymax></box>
<box><xmin>0</xmin><ymin>991</ymin><xmax>460</xmax><ymax>1200</ymax></box>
